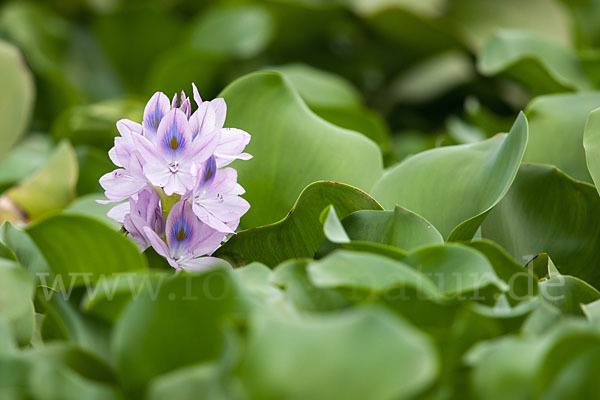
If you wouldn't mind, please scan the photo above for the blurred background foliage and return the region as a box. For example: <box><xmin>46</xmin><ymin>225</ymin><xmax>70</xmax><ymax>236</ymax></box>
<box><xmin>1</xmin><ymin>0</ymin><xmax>600</xmax><ymax>217</ymax></box>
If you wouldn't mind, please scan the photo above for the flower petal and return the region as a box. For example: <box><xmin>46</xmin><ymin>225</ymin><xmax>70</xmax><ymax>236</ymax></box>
<box><xmin>179</xmin><ymin>256</ymin><xmax>232</xmax><ymax>272</ymax></box>
<box><xmin>156</xmin><ymin>108</ymin><xmax>193</xmax><ymax>161</ymax></box>
<box><xmin>143</xmin><ymin>92</ymin><xmax>171</xmax><ymax>140</ymax></box>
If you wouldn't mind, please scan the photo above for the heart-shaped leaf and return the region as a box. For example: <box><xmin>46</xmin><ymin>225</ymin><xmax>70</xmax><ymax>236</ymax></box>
<box><xmin>219</xmin><ymin>71</ymin><xmax>383</xmax><ymax>227</ymax></box>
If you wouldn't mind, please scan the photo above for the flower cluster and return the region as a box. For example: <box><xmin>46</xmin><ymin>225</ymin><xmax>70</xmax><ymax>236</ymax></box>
<box><xmin>99</xmin><ymin>84</ymin><xmax>251</xmax><ymax>271</ymax></box>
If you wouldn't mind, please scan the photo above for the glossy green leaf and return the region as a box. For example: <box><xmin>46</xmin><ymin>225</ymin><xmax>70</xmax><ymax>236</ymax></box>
<box><xmin>215</xmin><ymin>181</ymin><xmax>382</xmax><ymax>266</ymax></box>
<box><xmin>478</xmin><ymin>30</ymin><xmax>589</xmax><ymax>94</ymax></box>
<box><xmin>219</xmin><ymin>71</ymin><xmax>383</xmax><ymax>227</ymax></box>
<box><xmin>482</xmin><ymin>164</ymin><xmax>600</xmax><ymax>289</ymax></box>
<box><xmin>5</xmin><ymin>141</ymin><xmax>78</xmax><ymax>220</ymax></box>
<box><xmin>315</xmin><ymin>205</ymin><xmax>406</xmax><ymax>260</ymax></box>
<box><xmin>26</xmin><ymin>214</ymin><xmax>147</xmax><ymax>287</ymax></box>
<box><xmin>342</xmin><ymin>206</ymin><xmax>443</xmax><ymax>251</ymax></box>
<box><xmin>526</xmin><ymin>92</ymin><xmax>600</xmax><ymax>182</ymax></box>
<box><xmin>113</xmin><ymin>266</ymin><xmax>237</xmax><ymax>395</ymax></box>
<box><xmin>0</xmin><ymin>40</ymin><xmax>34</xmax><ymax>160</ymax></box>
<box><xmin>371</xmin><ymin>112</ymin><xmax>528</xmax><ymax>240</ymax></box>
<box><xmin>241</xmin><ymin>306</ymin><xmax>438</xmax><ymax>400</ymax></box>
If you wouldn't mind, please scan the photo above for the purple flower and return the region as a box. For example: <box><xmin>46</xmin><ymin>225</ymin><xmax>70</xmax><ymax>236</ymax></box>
<box><xmin>136</xmin><ymin>108</ymin><xmax>219</xmax><ymax>196</ymax></box>
<box><xmin>122</xmin><ymin>187</ymin><xmax>165</xmax><ymax>251</ymax></box>
<box><xmin>99</xmin><ymin>83</ymin><xmax>251</xmax><ymax>269</ymax></box>
<box><xmin>143</xmin><ymin>200</ymin><xmax>226</xmax><ymax>271</ymax></box>
<box><xmin>190</xmin><ymin>157</ymin><xmax>250</xmax><ymax>233</ymax></box>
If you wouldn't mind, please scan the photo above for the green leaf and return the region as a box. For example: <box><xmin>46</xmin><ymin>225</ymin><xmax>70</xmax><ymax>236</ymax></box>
<box><xmin>308</xmin><ymin>250</ymin><xmax>442</xmax><ymax>300</ymax></box>
<box><xmin>215</xmin><ymin>181</ymin><xmax>382</xmax><ymax>266</ymax></box>
<box><xmin>391</xmin><ymin>51</ymin><xmax>475</xmax><ymax>104</ymax></box>
<box><xmin>241</xmin><ymin>306</ymin><xmax>438</xmax><ymax>400</ymax></box>
<box><xmin>271</xmin><ymin>63</ymin><xmax>362</xmax><ymax>109</ymax></box>
<box><xmin>26</xmin><ymin>214</ymin><xmax>147</xmax><ymax>287</ymax></box>
<box><xmin>478</xmin><ymin>30</ymin><xmax>590</xmax><ymax>94</ymax></box>
<box><xmin>482</xmin><ymin>164</ymin><xmax>600</xmax><ymax>289</ymax></box>
<box><xmin>535</xmin><ymin>329</ymin><xmax>600</xmax><ymax>399</ymax></box>
<box><xmin>64</xmin><ymin>194</ymin><xmax>120</xmax><ymax>230</ymax></box>
<box><xmin>272</xmin><ymin>259</ymin><xmax>349</xmax><ymax>312</ymax></box>
<box><xmin>467</xmin><ymin>337</ymin><xmax>546</xmax><ymax>400</ymax></box>
<box><xmin>0</xmin><ymin>221</ymin><xmax>50</xmax><ymax>280</ymax></box>
<box><xmin>112</xmin><ymin>267</ymin><xmax>237</xmax><ymax>395</ymax></box>
<box><xmin>526</xmin><ymin>92</ymin><xmax>600</xmax><ymax>183</ymax></box>
<box><xmin>371</xmin><ymin>112</ymin><xmax>528</xmax><ymax>240</ymax></box>
<box><xmin>0</xmin><ymin>135</ymin><xmax>52</xmax><ymax>193</ymax></box>
<box><xmin>81</xmin><ymin>270</ymin><xmax>169</xmax><ymax>323</ymax></box>
<box><xmin>446</xmin><ymin>0</ymin><xmax>573</xmax><ymax>50</ymax></box>
<box><xmin>233</xmin><ymin>262</ymin><xmax>284</xmax><ymax>312</ymax></box>
<box><xmin>5</xmin><ymin>141</ymin><xmax>78</xmax><ymax>220</ymax></box>
<box><xmin>36</xmin><ymin>289</ymin><xmax>111</xmax><ymax>360</ymax></box>
<box><xmin>146</xmin><ymin>363</ymin><xmax>231</xmax><ymax>400</ymax></box>
<box><xmin>51</xmin><ymin>99</ymin><xmax>144</xmax><ymax>151</ymax></box>
<box><xmin>401</xmin><ymin>243</ymin><xmax>505</xmax><ymax>297</ymax></box>
<box><xmin>466</xmin><ymin>240</ymin><xmax>538</xmax><ymax>304</ymax></box>
<box><xmin>219</xmin><ymin>71</ymin><xmax>383</xmax><ymax>227</ymax></box>
<box><xmin>188</xmin><ymin>5</ymin><xmax>273</xmax><ymax>58</ymax></box>
<box><xmin>271</xmin><ymin>64</ymin><xmax>390</xmax><ymax>148</ymax></box>
<box><xmin>539</xmin><ymin>275</ymin><xmax>600</xmax><ymax>316</ymax></box>
<box><xmin>0</xmin><ymin>259</ymin><xmax>34</xmax><ymax>345</ymax></box>
<box><xmin>0</xmin><ymin>40</ymin><xmax>34</xmax><ymax>160</ymax></box>
<box><xmin>342</xmin><ymin>206</ymin><xmax>444</xmax><ymax>251</ymax></box>
<box><xmin>583</xmin><ymin>106</ymin><xmax>600</xmax><ymax>190</ymax></box>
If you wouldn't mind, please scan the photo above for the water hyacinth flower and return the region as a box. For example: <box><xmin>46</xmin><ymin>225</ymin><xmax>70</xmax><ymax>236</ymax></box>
<box><xmin>99</xmin><ymin>84</ymin><xmax>252</xmax><ymax>270</ymax></box>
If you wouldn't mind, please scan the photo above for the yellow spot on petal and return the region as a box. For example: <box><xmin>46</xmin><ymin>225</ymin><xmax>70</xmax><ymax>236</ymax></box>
<box><xmin>205</xmin><ymin>166</ymin><xmax>213</xmax><ymax>181</ymax></box>
<box><xmin>177</xmin><ymin>228</ymin><xmax>186</xmax><ymax>241</ymax></box>
<box><xmin>170</xmin><ymin>136</ymin><xmax>179</xmax><ymax>150</ymax></box>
